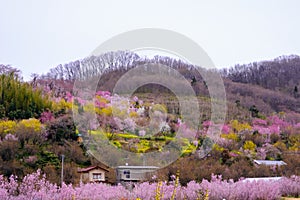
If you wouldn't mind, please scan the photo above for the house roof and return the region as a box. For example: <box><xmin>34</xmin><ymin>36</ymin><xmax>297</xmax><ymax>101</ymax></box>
<box><xmin>242</xmin><ymin>177</ymin><xmax>282</xmax><ymax>182</ymax></box>
<box><xmin>116</xmin><ymin>165</ymin><xmax>159</xmax><ymax>170</ymax></box>
<box><xmin>78</xmin><ymin>166</ymin><xmax>109</xmax><ymax>173</ymax></box>
<box><xmin>253</xmin><ymin>160</ymin><xmax>287</xmax><ymax>166</ymax></box>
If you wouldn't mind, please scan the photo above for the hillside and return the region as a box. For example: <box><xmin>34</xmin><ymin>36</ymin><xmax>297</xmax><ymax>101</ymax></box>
<box><xmin>0</xmin><ymin>52</ymin><xmax>299</xmax><ymax>186</ymax></box>
<box><xmin>222</xmin><ymin>55</ymin><xmax>300</xmax><ymax>116</ymax></box>
<box><xmin>35</xmin><ymin>52</ymin><xmax>300</xmax><ymax>118</ymax></box>
<box><xmin>222</xmin><ymin>55</ymin><xmax>300</xmax><ymax>95</ymax></box>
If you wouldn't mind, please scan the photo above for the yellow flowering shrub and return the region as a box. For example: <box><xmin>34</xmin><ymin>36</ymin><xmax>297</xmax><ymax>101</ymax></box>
<box><xmin>288</xmin><ymin>134</ymin><xmax>300</xmax><ymax>151</ymax></box>
<box><xmin>129</xmin><ymin>111</ymin><xmax>138</xmax><ymax>118</ymax></box>
<box><xmin>213</xmin><ymin>144</ymin><xmax>224</xmax><ymax>152</ymax></box>
<box><xmin>0</xmin><ymin>120</ymin><xmax>17</xmax><ymax>134</ymax></box>
<box><xmin>230</xmin><ymin>120</ymin><xmax>252</xmax><ymax>133</ymax></box>
<box><xmin>243</xmin><ymin>140</ymin><xmax>256</xmax><ymax>151</ymax></box>
<box><xmin>221</xmin><ymin>132</ymin><xmax>239</xmax><ymax>141</ymax></box>
<box><xmin>83</xmin><ymin>102</ymin><xmax>94</xmax><ymax>112</ymax></box>
<box><xmin>273</xmin><ymin>141</ymin><xmax>287</xmax><ymax>151</ymax></box>
<box><xmin>52</xmin><ymin>99</ymin><xmax>72</xmax><ymax>112</ymax></box>
<box><xmin>17</xmin><ymin>118</ymin><xmax>42</xmax><ymax>133</ymax></box>
<box><xmin>101</xmin><ymin>107</ymin><xmax>113</xmax><ymax>116</ymax></box>
<box><xmin>95</xmin><ymin>95</ymin><xmax>109</xmax><ymax>104</ymax></box>
<box><xmin>289</xmin><ymin>142</ymin><xmax>300</xmax><ymax>151</ymax></box>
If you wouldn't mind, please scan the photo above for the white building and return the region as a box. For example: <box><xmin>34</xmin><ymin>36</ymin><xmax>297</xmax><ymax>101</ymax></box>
<box><xmin>116</xmin><ymin>165</ymin><xmax>159</xmax><ymax>183</ymax></box>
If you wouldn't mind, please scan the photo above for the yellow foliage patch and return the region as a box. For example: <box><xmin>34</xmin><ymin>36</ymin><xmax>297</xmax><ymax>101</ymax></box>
<box><xmin>95</xmin><ymin>95</ymin><xmax>109</xmax><ymax>104</ymax></box>
<box><xmin>0</xmin><ymin>120</ymin><xmax>17</xmax><ymax>134</ymax></box>
<box><xmin>221</xmin><ymin>132</ymin><xmax>239</xmax><ymax>141</ymax></box>
<box><xmin>99</xmin><ymin>107</ymin><xmax>113</xmax><ymax>116</ymax></box>
<box><xmin>129</xmin><ymin>111</ymin><xmax>138</xmax><ymax>118</ymax></box>
<box><xmin>230</xmin><ymin>120</ymin><xmax>252</xmax><ymax>133</ymax></box>
<box><xmin>18</xmin><ymin>118</ymin><xmax>42</xmax><ymax>132</ymax></box>
<box><xmin>213</xmin><ymin>144</ymin><xmax>224</xmax><ymax>152</ymax></box>
<box><xmin>52</xmin><ymin>99</ymin><xmax>72</xmax><ymax>112</ymax></box>
<box><xmin>243</xmin><ymin>140</ymin><xmax>256</xmax><ymax>151</ymax></box>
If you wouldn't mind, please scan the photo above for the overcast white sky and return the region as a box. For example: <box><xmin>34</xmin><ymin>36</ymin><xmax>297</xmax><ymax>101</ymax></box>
<box><xmin>1</xmin><ymin>0</ymin><xmax>300</xmax><ymax>80</ymax></box>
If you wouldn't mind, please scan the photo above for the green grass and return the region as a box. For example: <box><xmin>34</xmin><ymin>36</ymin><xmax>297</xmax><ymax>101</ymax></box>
<box><xmin>181</xmin><ymin>144</ymin><xmax>197</xmax><ymax>156</ymax></box>
<box><xmin>116</xmin><ymin>133</ymin><xmax>138</xmax><ymax>139</ymax></box>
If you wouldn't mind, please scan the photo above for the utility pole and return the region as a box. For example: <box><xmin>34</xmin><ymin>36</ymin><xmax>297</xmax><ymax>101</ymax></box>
<box><xmin>61</xmin><ymin>154</ymin><xmax>65</xmax><ymax>187</ymax></box>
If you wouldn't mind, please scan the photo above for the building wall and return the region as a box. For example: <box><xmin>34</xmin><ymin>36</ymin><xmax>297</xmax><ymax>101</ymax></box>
<box><xmin>118</xmin><ymin>169</ymin><xmax>145</xmax><ymax>181</ymax></box>
<box><xmin>88</xmin><ymin>169</ymin><xmax>106</xmax><ymax>182</ymax></box>
<box><xmin>117</xmin><ymin>168</ymin><xmax>157</xmax><ymax>182</ymax></box>
<box><xmin>80</xmin><ymin>168</ymin><xmax>106</xmax><ymax>183</ymax></box>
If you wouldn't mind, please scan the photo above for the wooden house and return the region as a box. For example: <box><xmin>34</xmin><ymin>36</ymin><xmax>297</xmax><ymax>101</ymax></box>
<box><xmin>78</xmin><ymin>166</ymin><xmax>109</xmax><ymax>183</ymax></box>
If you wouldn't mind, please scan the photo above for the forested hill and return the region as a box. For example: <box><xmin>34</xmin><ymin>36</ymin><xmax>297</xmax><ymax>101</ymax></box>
<box><xmin>32</xmin><ymin>52</ymin><xmax>300</xmax><ymax>117</ymax></box>
<box><xmin>221</xmin><ymin>55</ymin><xmax>300</xmax><ymax>96</ymax></box>
<box><xmin>37</xmin><ymin>52</ymin><xmax>300</xmax><ymax>96</ymax></box>
<box><xmin>38</xmin><ymin>52</ymin><xmax>300</xmax><ymax>92</ymax></box>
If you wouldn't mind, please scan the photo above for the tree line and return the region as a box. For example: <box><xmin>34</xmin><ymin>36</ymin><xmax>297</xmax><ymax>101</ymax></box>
<box><xmin>0</xmin><ymin>66</ymin><xmax>52</xmax><ymax>119</ymax></box>
<box><xmin>221</xmin><ymin>55</ymin><xmax>300</xmax><ymax>97</ymax></box>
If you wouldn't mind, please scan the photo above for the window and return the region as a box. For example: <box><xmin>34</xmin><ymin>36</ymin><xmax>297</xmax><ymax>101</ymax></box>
<box><xmin>123</xmin><ymin>170</ymin><xmax>130</xmax><ymax>178</ymax></box>
<box><xmin>93</xmin><ymin>173</ymin><xmax>102</xmax><ymax>180</ymax></box>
